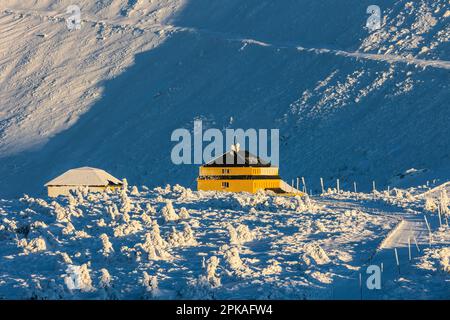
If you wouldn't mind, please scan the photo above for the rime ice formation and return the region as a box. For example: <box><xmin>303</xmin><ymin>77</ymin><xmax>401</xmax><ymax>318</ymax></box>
<box><xmin>100</xmin><ymin>233</ymin><xmax>114</xmax><ymax>257</ymax></box>
<box><xmin>0</xmin><ymin>179</ymin><xmax>449</xmax><ymax>299</ymax></box>
<box><xmin>64</xmin><ymin>264</ymin><xmax>94</xmax><ymax>292</ymax></box>
<box><xmin>161</xmin><ymin>201</ymin><xmax>179</xmax><ymax>222</ymax></box>
<box><xmin>227</xmin><ymin>223</ymin><xmax>255</xmax><ymax>245</ymax></box>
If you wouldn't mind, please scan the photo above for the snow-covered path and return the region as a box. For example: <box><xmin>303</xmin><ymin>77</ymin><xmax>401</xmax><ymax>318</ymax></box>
<box><xmin>328</xmin><ymin>194</ymin><xmax>449</xmax><ymax>300</ymax></box>
<box><xmin>379</xmin><ymin>215</ymin><xmax>429</xmax><ymax>250</ymax></box>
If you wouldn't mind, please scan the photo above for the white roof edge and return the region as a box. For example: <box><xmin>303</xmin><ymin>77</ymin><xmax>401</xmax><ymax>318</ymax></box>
<box><xmin>45</xmin><ymin>167</ymin><xmax>123</xmax><ymax>187</ymax></box>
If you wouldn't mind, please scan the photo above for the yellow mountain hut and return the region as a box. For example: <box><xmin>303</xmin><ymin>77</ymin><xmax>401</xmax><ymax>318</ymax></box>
<box><xmin>197</xmin><ymin>146</ymin><xmax>302</xmax><ymax>196</ymax></box>
<box><xmin>45</xmin><ymin>167</ymin><xmax>123</xmax><ymax>197</ymax></box>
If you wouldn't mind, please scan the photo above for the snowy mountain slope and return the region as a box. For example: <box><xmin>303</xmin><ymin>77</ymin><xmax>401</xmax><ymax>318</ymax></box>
<box><xmin>0</xmin><ymin>0</ymin><xmax>184</xmax><ymax>155</ymax></box>
<box><xmin>0</xmin><ymin>0</ymin><xmax>449</xmax><ymax>198</ymax></box>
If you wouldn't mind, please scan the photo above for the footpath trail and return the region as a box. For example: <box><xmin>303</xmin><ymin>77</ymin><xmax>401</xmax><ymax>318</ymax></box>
<box><xmin>322</xmin><ymin>195</ymin><xmax>431</xmax><ymax>299</ymax></box>
<box><xmin>362</xmin><ymin>211</ymin><xmax>430</xmax><ymax>299</ymax></box>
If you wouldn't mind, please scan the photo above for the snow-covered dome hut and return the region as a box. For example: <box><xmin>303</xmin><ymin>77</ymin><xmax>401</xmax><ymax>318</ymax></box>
<box><xmin>45</xmin><ymin>167</ymin><xmax>123</xmax><ymax>197</ymax></box>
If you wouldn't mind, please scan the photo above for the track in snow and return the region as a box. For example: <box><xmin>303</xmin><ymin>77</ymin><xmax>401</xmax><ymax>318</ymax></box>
<box><xmin>321</xmin><ymin>196</ymin><xmax>437</xmax><ymax>300</ymax></box>
<box><xmin>2</xmin><ymin>7</ymin><xmax>450</xmax><ymax>71</ymax></box>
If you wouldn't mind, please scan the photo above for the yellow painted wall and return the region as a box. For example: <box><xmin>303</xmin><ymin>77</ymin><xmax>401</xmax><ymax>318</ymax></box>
<box><xmin>197</xmin><ymin>179</ymin><xmax>281</xmax><ymax>193</ymax></box>
<box><xmin>199</xmin><ymin>167</ymin><xmax>279</xmax><ymax>176</ymax></box>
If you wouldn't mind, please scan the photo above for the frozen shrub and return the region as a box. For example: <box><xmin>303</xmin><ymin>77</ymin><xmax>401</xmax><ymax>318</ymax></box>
<box><xmin>67</xmin><ymin>194</ymin><xmax>77</xmax><ymax>207</ymax></box>
<box><xmin>198</xmin><ymin>256</ymin><xmax>221</xmax><ymax>288</ymax></box>
<box><xmin>418</xmin><ymin>247</ymin><xmax>450</xmax><ymax>273</ymax></box>
<box><xmin>23</xmin><ymin>237</ymin><xmax>47</xmax><ymax>254</ymax></box>
<box><xmin>131</xmin><ymin>186</ymin><xmax>140</xmax><ymax>196</ymax></box>
<box><xmin>150</xmin><ymin>220</ymin><xmax>167</xmax><ymax>248</ymax></box>
<box><xmin>173</xmin><ymin>184</ymin><xmax>186</xmax><ymax>193</ymax></box>
<box><xmin>233</xmin><ymin>191</ymin><xmax>269</xmax><ymax>208</ymax></box>
<box><xmin>120</xmin><ymin>191</ymin><xmax>131</xmax><ymax>215</ymax></box>
<box><xmin>99</xmin><ymin>268</ymin><xmax>112</xmax><ymax>288</ymax></box>
<box><xmin>161</xmin><ymin>201</ymin><xmax>179</xmax><ymax>222</ymax></box>
<box><xmin>122</xmin><ymin>178</ymin><xmax>129</xmax><ymax>192</ymax></box>
<box><xmin>29</xmin><ymin>279</ymin><xmax>66</xmax><ymax>300</ymax></box>
<box><xmin>122</xmin><ymin>212</ymin><xmax>131</xmax><ymax>224</ymax></box>
<box><xmin>301</xmin><ymin>243</ymin><xmax>330</xmax><ymax>266</ymax></box>
<box><xmin>302</xmin><ymin>195</ymin><xmax>320</xmax><ymax>213</ymax></box>
<box><xmin>272</xmin><ymin>196</ymin><xmax>297</xmax><ymax>210</ymax></box>
<box><xmin>59</xmin><ymin>252</ymin><xmax>73</xmax><ymax>264</ymax></box>
<box><xmin>113</xmin><ymin>220</ymin><xmax>143</xmax><ymax>237</ymax></box>
<box><xmin>140</xmin><ymin>212</ymin><xmax>152</xmax><ymax>226</ymax></box>
<box><xmin>167</xmin><ymin>226</ymin><xmax>183</xmax><ymax>247</ymax></box>
<box><xmin>182</xmin><ymin>223</ymin><xmax>197</xmax><ymax>245</ymax></box>
<box><xmin>425</xmin><ymin>197</ymin><xmax>437</xmax><ymax>212</ymax></box>
<box><xmin>153</xmin><ymin>187</ymin><xmax>164</xmax><ymax>194</ymax></box>
<box><xmin>100</xmin><ymin>233</ymin><xmax>114</xmax><ymax>257</ymax></box>
<box><xmin>62</xmin><ymin>222</ymin><xmax>75</xmax><ymax>235</ymax></box>
<box><xmin>141</xmin><ymin>234</ymin><xmax>172</xmax><ymax>261</ymax></box>
<box><xmin>53</xmin><ymin>202</ymin><xmax>70</xmax><ymax>222</ymax></box>
<box><xmin>223</xmin><ymin>246</ymin><xmax>251</xmax><ymax>277</ymax></box>
<box><xmin>138</xmin><ymin>222</ymin><xmax>171</xmax><ymax>260</ymax></box>
<box><xmin>134</xmin><ymin>203</ymin><xmax>143</xmax><ymax>213</ymax></box>
<box><xmin>439</xmin><ymin>190</ymin><xmax>449</xmax><ymax>216</ymax></box>
<box><xmin>153</xmin><ymin>185</ymin><xmax>171</xmax><ymax>195</ymax></box>
<box><xmin>64</xmin><ymin>264</ymin><xmax>94</xmax><ymax>292</ymax></box>
<box><xmin>179</xmin><ymin>207</ymin><xmax>190</xmax><ymax>219</ymax></box>
<box><xmin>261</xmin><ymin>260</ymin><xmax>282</xmax><ymax>275</ymax></box>
<box><xmin>120</xmin><ymin>246</ymin><xmax>141</xmax><ymax>262</ymax></box>
<box><xmin>107</xmin><ymin>204</ymin><xmax>119</xmax><ymax>221</ymax></box>
<box><xmin>74</xmin><ymin>189</ymin><xmax>85</xmax><ymax>204</ymax></box>
<box><xmin>227</xmin><ymin>223</ymin><xmax>254</xmax><ymax>245</ymax></box>
<box><xmin>1</xmin><ymin>218</ymin><xmax>18</xmax><ymax>233</ymax></box>
<box><xmin>404</xmin><ymin>191</ymin><xmax>415</xmax><ymax>201</ymax></box>
<box><xmin>167</xmin><ymin>223</ymin><xmax>197</xmax><ymax>247</ymax></box>
<box><xmin>178</xmin><ymin>188</ymin><xmax>196</xmax><ymax>200</ymax></box>
<box><xmin>142</xmin><ymin>272</ymin><xmax>159</xmax><ymax>298</ymax></box>
<box><xmin>393</xmin><ymin>188</ymin><xmax>403</xmax><ymax>199</ymax></box>
<box><xmin>97</xmin><ymin>219</ymin><xmax>107</xmax><ymax>227</ymax></box>
<box><xmin>69</xmin><ymin>205</ymin><xmax>83</xmax><ymax>218</ymax></box>
<box><xmin>74</xmin><ymin>230</ymin><xmax>91</xmax><ymax>239</ymax></box>
<box><xmin>438</xmin><ymin>247</ymin><xmax>450</xmax><ymax>273</ymax></box>
<box><xmin>98</xmin><ymin>268</ymin><xmax>119</xmax><ymax>300</ymax></box>
<box><xmin>145</xmin><ymin>203</ymin><xmax>156</xmax><ymax>215</ymax></box>
<box><xmin>313</xmin><ymin>221</ymin><xmax>327</xmax><ymax>233</ymax></box>
<box><xmin>81</xmin><ymin>186</ymin><xmax>89</xmax><ymax>197</ymax></box>
<box><xmin>184</xmin><ymin>256</ymin><xmax>221</xmax><ymax>299</ymax></box>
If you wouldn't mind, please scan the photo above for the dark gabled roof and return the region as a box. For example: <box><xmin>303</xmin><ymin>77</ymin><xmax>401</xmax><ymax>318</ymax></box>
<box><xmin>204</xmin><ymin>150</ymin><xmax>272</xmax><ymax>167</ymax></box>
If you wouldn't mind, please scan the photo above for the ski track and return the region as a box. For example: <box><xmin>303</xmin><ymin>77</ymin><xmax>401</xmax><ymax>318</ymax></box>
<box><xmin>379</xmin><ymin>215</ymin><xmax>429</xmax><ymax>250</ymax></box>
<box><xmin>2</xmin><ymin>7</ymin><xmax>450</xmax><ymax>71</ymax></box>
<box><xmin>318</xmin><ymin>193</ymin><xmax>446</xmax><ymax>300</ymax></box>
